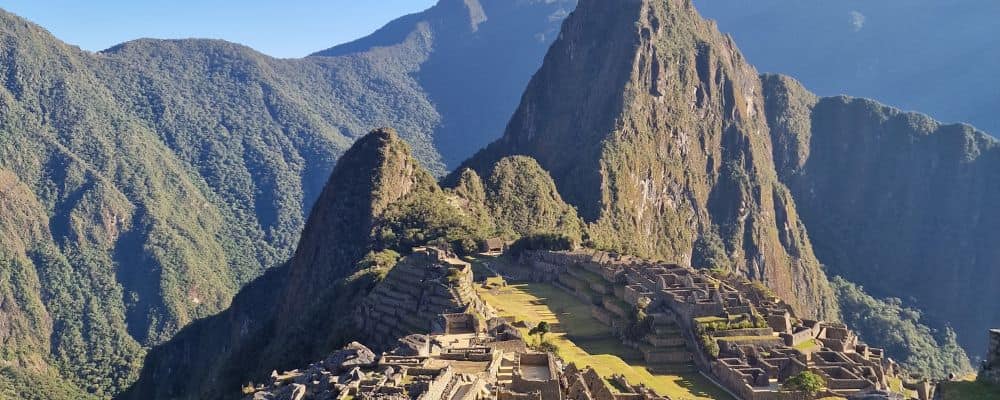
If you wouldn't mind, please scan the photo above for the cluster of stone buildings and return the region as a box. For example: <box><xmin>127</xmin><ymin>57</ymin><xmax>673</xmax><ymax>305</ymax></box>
<box><xmin>244</xmin><ymin>246</ymin><xmax>670</xmax><ymax>400</ymax></box>
<box><xmin>244</xmin><ymin>328</ymin><xmax>668</xmax><ymax>400</ymax></box>
<box><xmin>242</xmin><ymin>244</ymin><xmax>939</xmax><ymax>400</ymax></box>
<box><xmin>515</xmin><ymin>249</ymin><xmax>914</xmax><ymax>400</ymax></box>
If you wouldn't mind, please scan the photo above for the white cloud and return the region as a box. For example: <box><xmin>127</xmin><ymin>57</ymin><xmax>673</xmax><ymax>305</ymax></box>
<box><xmin>850</xmin><ymin>10</ymin><xmax>866</xmax><ymax>32</ymax></box>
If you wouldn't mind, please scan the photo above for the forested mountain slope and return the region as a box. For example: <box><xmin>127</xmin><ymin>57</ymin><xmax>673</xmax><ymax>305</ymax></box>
<box><xmin>763</xmin><ymin>73</ymin><xmax>1000</xmax><ymax>356</ymax></box>
<box><xmin>0</xmin><ymin>1</ymin><xmax>572</xmax><ymax>396</ymax></box>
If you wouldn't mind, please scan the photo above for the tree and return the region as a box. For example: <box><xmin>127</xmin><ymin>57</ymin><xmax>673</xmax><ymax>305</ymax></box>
<box><xmin>783</xmin><ymin>371</ymin><xmax>826</xmax><ymax>396</ymax></box>
<box><xmin>529</xmin><ymin>321</ymin><xmax>551</xmax><ymax>341</ymax></box>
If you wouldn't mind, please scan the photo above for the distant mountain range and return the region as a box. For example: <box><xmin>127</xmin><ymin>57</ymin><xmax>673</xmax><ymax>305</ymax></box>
<box><xmin>694</xmin><ymin>0</ymin><xmax>1000</xmax><ymax>136</ymax></box>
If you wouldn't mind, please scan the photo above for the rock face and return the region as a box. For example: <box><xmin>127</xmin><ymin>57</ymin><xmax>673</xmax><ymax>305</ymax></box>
<box><xmin>459</xmin><ymin>0</ymin><xmax>836</xmax><ymax>318</ymax></box>
<box><xmin>123</xmin><ymin>129</ymin><xmax>440</xmax><ymax>400</ymax></box>
<box><xmin>762</xmin><ymin>74</ymin><xmax>1000</xmax><ymax>353</ymax></box>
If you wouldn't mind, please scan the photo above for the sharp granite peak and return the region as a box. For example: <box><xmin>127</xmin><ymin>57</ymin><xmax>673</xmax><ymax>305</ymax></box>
<box><xmin>460</xmin><ymin>0</ymin><xmax>837</xmax><ymax>319</ymax></box>
<box><xmin>276</xmin><ymin>128</ymin><xmax>437</xmax><ymax>320</ymax></box>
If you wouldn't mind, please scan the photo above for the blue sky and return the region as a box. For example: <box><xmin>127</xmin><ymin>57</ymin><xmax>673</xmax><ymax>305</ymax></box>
<box><xmin>2</xmin><ymin>0</ymin><xmax>438</xmax><ymax>58</ymax></box>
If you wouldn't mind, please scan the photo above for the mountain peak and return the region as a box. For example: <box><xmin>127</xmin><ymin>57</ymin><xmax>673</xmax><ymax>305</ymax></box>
<box><xmin>459</xmin><ymin>0</ymin><xmax>836</xmax><ymax>318</ymax></box>
<box><xmin>280</xmin><ymin>127</ymin><xmax>435</xmax><ymax>305</ymax></box>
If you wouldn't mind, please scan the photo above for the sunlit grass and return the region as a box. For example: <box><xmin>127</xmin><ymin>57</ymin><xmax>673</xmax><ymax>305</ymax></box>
<box><xmin>478</xmin><ymin>282</ymin><xmax>733</xmax><ymax>400</ymax></box>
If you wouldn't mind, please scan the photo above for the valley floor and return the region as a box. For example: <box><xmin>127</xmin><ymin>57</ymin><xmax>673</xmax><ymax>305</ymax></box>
<box><xmin>476</xmin><ymin>281</ymin><xmax>734</xmax><ymax>400</ymax></box>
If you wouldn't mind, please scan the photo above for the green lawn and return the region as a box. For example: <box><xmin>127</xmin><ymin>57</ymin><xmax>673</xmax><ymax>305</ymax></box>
<box><xmin>938</xmin><ymin>379</ymin><xmax>1000</xmax><ymax>400</ymax></box>
<box><xmin>793</xmin><ymin>338</ymin><xmax>820</xmax><ymax>351</ymax></box>
<box><xmin>478</xmin><ymin>282</ymin><xmax>733</xmax><ymax>400</ymax></box>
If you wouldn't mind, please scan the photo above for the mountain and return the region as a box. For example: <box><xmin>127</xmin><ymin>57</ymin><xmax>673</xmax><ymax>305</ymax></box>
<box><xmin>122</xmin><ymin>128</ymin><xmax>576</xmax><ymax>399</ymax></box>
<box><xmin>762</xmin><ymin>73</ymin><xmax>1000</xmax><ymax>356</ymax></box>
<box><xmin>694</xmin><ymin>0</ymin><xmax>1000</xmax><ymax>137</ymax></box>
<box><xmin>315</xmin><ymin>0</ymin><xmax>578</xmax><ymax>168</ymax></box>
<box><xmin>457</xmin><ymin>0</ymin><xmax>837</xmax><ymax>319</ymax></box>
<box><xmin>0</xmin><ymin>1</ymin><xmax>573</xmax><ymax>397</ymax></box>
<box><xmin>121</xmin><ymin>129</ymin><xmax>440</xmax><ymax>399</ymax></box>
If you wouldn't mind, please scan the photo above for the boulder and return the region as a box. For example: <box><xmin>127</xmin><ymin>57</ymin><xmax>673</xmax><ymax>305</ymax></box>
<box><xmin>324</xmin><ymin>342</ymin><xmax>377</xmax><ymax>373</ymax></box>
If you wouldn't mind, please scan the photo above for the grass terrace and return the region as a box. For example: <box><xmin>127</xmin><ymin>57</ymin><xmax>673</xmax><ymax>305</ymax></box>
<box><xmin>937</xmin><ymin>378</ymin><xmax>1000</xmax><ymax>400</ymax></box>
<box><xmin>478</xmin><ymin>282</ymin><xmax>733</xmax><ymax>400</ymax></box>
<box><xmin>793</xmin><ymin>338</ymin><xmax>820</xmax><ymax>351</ymax></box>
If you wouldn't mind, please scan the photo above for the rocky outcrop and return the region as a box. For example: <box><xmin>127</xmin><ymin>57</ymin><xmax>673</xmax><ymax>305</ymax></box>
<box><xmin>762</xmin><ymin>73</ymin><xmax>1000</xmax><ymax>353</ymax></box>
<box><xmin>458</xmin><ymin>0</ymin><xmax>836</xmax><ymax>319</ymax></box>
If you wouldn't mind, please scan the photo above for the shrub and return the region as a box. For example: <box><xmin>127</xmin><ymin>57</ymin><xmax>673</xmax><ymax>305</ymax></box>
<box><xmin>700</xmin><ymin>335</ymin><xmax>720</xmax><ymax>358</ymax></box>
<box><xmin>783</xmin><ymin>371</ymin><xmax>826</xmax><ymax>395</ymax></box>
<box><xmin>508</xmin><ymin>233</ymin><xmax>577</xmax><ymax>255</ymax></box>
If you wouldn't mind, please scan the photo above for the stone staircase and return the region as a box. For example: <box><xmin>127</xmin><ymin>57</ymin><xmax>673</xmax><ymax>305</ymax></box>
<box><xmin>642</xmin><ymin>311</ymin><xmax>697</xmax><ymax>374</ymax></box>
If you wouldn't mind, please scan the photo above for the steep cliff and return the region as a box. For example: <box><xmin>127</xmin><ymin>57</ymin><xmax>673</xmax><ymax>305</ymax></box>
<box><xmin>459</xmin><ymin>0</ymin><xmax>836</xmax><ymax>318</ymax></box>
<box><xmin>763</xmin><ymin>73</ymin><xmax>1000</xmax><ymax>354</ymax></box>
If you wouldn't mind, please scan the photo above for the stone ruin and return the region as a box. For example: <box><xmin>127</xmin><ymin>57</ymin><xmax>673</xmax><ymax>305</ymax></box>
<box><xmin>244</xmin><ymin>246</ymin><xmax>668</xmax><ymax>400</ymax></box>
<box><xmin>244</xmin><ymin>246</ymin><xmax>919</xmax><ymax>400</ymax></box>
<box><xmin>509</xmin><ymin>249</ymin><xmax>909</xmax><ymax>400</ymax></box>
<box><xmin>356</xmin><ymin>246</ymin><xmax>492</xmax><ymax>348</ymax></box>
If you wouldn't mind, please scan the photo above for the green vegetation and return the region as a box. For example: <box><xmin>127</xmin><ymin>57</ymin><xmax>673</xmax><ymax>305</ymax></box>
<box><xmin>938</xmin><ymin>379</ymin><xmax>1000</xmax><ymax>400</ymax></box>
<box><xmin>699</xmin><ymin>335</ymin><xmax>720</xmax><ymax>358</ymax></box>
<box><xmin>529</xmin><ymin>321</ymin><xmax>551</xmax><ymax>341</ymax></box>
<box><xmin>376</xmin><ymin>189</ymin><xmax>489</xmax><ymax>255</ymax></box>
<box><xmin>623</xmin><ymin>305</ymin><xmax>653</xmax><ymax>341</ymax></box>
<box><xmin>508</xmin><ymin>233</ymin><xmax>578</xmax><ymax>255</ymax></box>
<box><xmin>695</xmin><ymin>314</ymin><xmax>768</xmax><ymax>333</ymax></box>
<box><xmin>691</xmin><ymin>227</ymin><xmax>732</xmax><ymax>270</ymax></box>
<box><xmin>484</xmin><ymin>156</ymin><xmax>584</xmax><ymax>242</ymax></box>
<box><xmin>0</xmin><ymin>0</ymin><xmax>573</xmax><ymax>395</ymax></box>
<box><xmin>0</xmin><ymin>366</ymin><xmax>96</xmax><ymax>400</ymax></box>
<box><xmin>763</xmin><ymin>73</ymin><xmax>1000</xmax><ymax>354</ymax></box>
<box><xmin>833</xmin><ymin>277</ymin><xmax>972</xmax><ymax>379</ymax></box>
<box><xmin>783</xmin><ymin>371</ymin><xmax>826</xmax><ymax>396</ymax></box>
<box><xmin>793</xmin><ymin>339</ymin><xmax>821</xmax><ymax>351</ymax></box>
<box><xmin>477</xmin><ymin>282</ymin><xmax>733</xmax><ymax>399</ymax></box>
<box><xmin>122</xmin><ymin>129</ymin><xmax>446</xmax><ymax>399</ymax></box>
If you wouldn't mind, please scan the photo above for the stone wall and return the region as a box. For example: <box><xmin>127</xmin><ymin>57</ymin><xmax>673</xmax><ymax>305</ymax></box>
<box><xmin>511</xmin><ymin>353</ymin><xmax>561</xmax><ymax>400</ymax></box>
